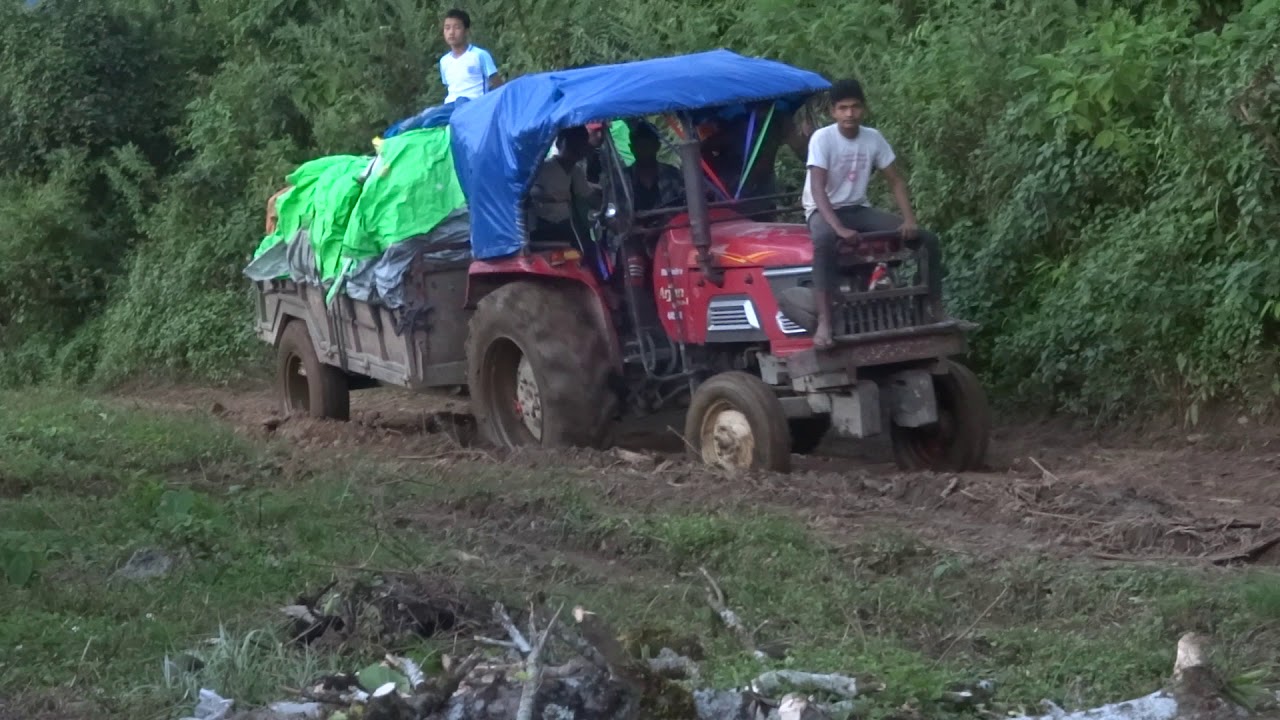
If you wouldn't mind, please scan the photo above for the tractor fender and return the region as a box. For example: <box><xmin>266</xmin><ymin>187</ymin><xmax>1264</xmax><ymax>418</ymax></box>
<box><xmin>465</xmin><ymin>256</ymin><xmax>622</xmax><ymax>371</ymax></box>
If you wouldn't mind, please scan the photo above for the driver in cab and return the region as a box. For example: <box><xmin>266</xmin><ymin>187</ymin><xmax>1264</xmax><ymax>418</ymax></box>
<box><xmin>624</xmin><ymin>121</ymin><xmax>685</xmax><ymax>217</ymax></box>
<box><xmin>529</xmin><ymin>126</ymin><xmax>602</xmax><ymax>245</ymax></box>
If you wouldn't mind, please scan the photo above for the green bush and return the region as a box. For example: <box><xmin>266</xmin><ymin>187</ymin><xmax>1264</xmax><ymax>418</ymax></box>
<box><xmin>0</xmin><ymin>0</ymin><xmax>1276</xmax><ymax>420</ymax></box>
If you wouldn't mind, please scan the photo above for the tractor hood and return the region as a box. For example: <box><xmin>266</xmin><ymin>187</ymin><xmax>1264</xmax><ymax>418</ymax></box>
<box><xmin>667</xmin><ymin>213</ymin><xmax>814</xmax><ymax>270</ymax></box>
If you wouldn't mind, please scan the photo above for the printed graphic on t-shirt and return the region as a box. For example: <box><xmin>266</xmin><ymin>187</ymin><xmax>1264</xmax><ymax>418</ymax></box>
<box><xmin>840</xmin><ymin>154</ymin><xmax>870</xmax><ymax>186</ymax></box>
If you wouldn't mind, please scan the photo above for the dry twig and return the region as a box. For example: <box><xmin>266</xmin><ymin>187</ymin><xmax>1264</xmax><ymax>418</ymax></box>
<box><xmin>1028</xmin><ymin>457</ymin><xmax>1060</xmax><ymax>483</ymax></box>
<box><xmin>494</xmin><ymin>602</ymin><xmax>533</xmax><ymax>654</ymax></box>
<box><xmin>515</xmin><ymin>603</ymin><xmax>564</xmax><ymax>720</ymax></box>
<box><xmin>934</xmin><ymin>586</ymin><xmax>1008</xmax><ymax>667</ymax></box>
<box><xmin>699</xmin><ymin>566</ymin><xmax>766</xmax><ymax>660</ymax></box>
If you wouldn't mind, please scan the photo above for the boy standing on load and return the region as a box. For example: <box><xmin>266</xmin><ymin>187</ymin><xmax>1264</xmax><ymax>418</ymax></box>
<box><xmin>439</xmin><ymin>9</ymin><xmax>501</xmax><ymax>104</ymax></box>
<box><xmin>802</xmin><ymin>79</ymin><xmax>941</xmax><ymax>349</ymax></box>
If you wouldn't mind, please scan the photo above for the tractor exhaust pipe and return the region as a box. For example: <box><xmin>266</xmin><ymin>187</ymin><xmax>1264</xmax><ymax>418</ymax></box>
<box><xmin>675</xmin><ymin>121</ymin><xmax>721</xmax><ymax>285</ymax></box>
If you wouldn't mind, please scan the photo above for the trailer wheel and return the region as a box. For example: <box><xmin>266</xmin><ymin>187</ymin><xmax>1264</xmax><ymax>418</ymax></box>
<box><xmin>685</xmin><ymin>371</ymin><xmax>792</xmax><ymax>473</ymax></box>
<box><xmin>277</xmin><ymin>321</ymin><xmax>350</xmax><ymax>421</ymax></box>
<box><xmin>789</xmin><ymin>415</ymin><xmax>831</xmax><ymax>454</ymax></box>
<box><xmin>890</xmin><ymin>360</ymin><xmax>990</xmax><ymax>472</ymax></box>
<box><xmin>466</xmin><ymin>281</ymin><xmax>614</xmax><ymax>449</ymax></box>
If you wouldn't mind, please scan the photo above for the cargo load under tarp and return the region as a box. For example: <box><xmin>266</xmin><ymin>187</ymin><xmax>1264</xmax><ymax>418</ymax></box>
<box><xmin>252</xmin><ymin>154</ymin><xmax>367</xmax><ymax>282</ymax></box>
<box><xmin>342</xmin><ymin>126</ymin><xmax>467</xmax><ymax>263</ymax></box>
<box><xmin>244</xmin><ymin>126</ymin><xmax>468</xmax><ymax>308</ymax></box>
<box><xmin>345</xmin><ymin>209</ymin><xmax>471</xmax><ymax>308</ymax></box>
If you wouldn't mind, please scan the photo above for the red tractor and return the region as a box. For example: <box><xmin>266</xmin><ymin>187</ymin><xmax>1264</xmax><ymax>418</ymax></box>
<box><xmin>254</xmin><ymin>51</ymin><xmax>990</xmax><ymax>473</ymax></box>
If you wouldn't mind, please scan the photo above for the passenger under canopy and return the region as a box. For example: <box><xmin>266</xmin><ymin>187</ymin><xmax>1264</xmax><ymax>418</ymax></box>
<box><xmin>447</xmin><ymin>49</ymin><xmax>831</xmax><ymax>261</ymax></box>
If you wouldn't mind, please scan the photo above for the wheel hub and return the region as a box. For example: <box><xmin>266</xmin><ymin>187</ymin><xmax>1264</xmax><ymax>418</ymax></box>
<box><xmin>285</xmin><ymin>354</ymin><xmax>310</xmax><ymax>413</ymax></box>
<box><xmin>698</xmin><ymin>400</ymin><xmax>755</xmax><ymax>471</ymax></box>
<box><xmin>514</xmin><ymin>354</ymin><xmax>543</xmax><ymax>441</ymax></box>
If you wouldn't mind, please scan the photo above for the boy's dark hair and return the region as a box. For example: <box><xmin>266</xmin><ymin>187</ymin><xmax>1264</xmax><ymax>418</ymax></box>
<box><xmin>830</xmin><ymin>79</ymin><xmax>866</xmax><ymax>105</ymax></box>
<box><xmin>444</xmin><ymin>8</ymin><xmax>471</xmax><ymax>28</ymax></box>
<box><xmin>630</xmin><ymin>121</ymin><xmax>660</xmax><ymax>142</ymax></box>
<box><xmin>557</xmin><ymin>125</ymin><xmax>589</xmax><ymax>147</ymax></box>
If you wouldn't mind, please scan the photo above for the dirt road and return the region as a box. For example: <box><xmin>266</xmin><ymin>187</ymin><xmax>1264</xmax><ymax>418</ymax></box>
<box><xmin>122</xmin><ymin>381</ymin><xmax>1280</xmax><ymax>567</ymax></box>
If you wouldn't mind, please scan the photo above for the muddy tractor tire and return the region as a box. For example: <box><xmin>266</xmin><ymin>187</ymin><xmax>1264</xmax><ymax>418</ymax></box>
<box><xmin>466</xmin><ymin>281</ymin><xmax>615</xmax><ymax>450</ymax></box>
<box><xmin>789</xmin><ymin>416</ymin><xmax>832</xmax><ymax>455</ymax></box>
<box><xmin>890</xmin><ymin>359</ymin><xmax>990</xmax><ymax>472</ymax></box>
<box><xmin>685</xmin><ymin>371</ymin><xmax>792</xmax><ymax>473</ymax></box>
<box><xmin>276</xmin><ymin>321</ymin><xmax>350</xmax><ymax>421</ymax></box>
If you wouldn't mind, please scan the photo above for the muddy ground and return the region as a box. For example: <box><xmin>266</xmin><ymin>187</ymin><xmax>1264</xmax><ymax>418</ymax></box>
<box><xmin>120</xmin><ymin>382</ymin><xmax>1280</xmax><ymax>568</ymax></box>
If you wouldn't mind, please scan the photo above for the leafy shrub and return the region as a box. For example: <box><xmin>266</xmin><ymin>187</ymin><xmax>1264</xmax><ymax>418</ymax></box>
<box><xmin>0</xmin><ymin>0</ymin><xmax>1276</xmax><ymax>420</ymax></box>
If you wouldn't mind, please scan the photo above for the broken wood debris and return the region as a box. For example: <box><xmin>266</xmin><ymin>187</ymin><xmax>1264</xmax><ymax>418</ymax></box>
<box><xmin>178</xmin><ymin>583</ymin><xmax>1264</xmax><ymax>720</ymax></box>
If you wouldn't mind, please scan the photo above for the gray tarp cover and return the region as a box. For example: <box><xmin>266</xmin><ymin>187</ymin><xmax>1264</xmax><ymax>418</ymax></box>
<box><xmin>345</xmin><ymin>209</ymin><xmax>471</xmax><ymax>308</ymax></box>
<box><xmin>245</xmin><ymin>211</ymin><xmax>472</xmax><ymax>310</ymax></box>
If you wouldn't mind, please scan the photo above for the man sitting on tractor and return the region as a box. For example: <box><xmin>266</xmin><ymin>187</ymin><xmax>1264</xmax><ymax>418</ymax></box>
<box><xmin>803</xmin><ymin>78</ymin><xmax>942</xmax><ymax>349</ymax></box>
<box><xmin>529</xmin><ymin>126</ymin><xmax>602</xmax><ymax>246</ymax></box>
<box><xmin>625</xmin><ymin>121</ymin><xmax>684</xmax><ymax>215</ymax></box>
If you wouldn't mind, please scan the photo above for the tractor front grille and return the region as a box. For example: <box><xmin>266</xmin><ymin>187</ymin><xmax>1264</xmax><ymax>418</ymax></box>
<box><xmin>835</xmin><ymin>293</ymin><xmax>925</xmax><ymax>336</ymax></box>
<box><xmin>775</xmin><ymin>311</ymin><xmax>806</xmax><ymax>335</ymax></box>
<box><xmin>706</xmin><ymin>297</ymin><xmax>760</xmax><ymax>332</ymax></box>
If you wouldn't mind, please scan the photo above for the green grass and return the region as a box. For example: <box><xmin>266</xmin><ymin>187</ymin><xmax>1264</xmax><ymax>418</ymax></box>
<box><xmin>1</xmin><ymin>389</ymin><xmax>1277</xmax><ymax>718</ymax></box>
<box><xmin>0</xmin><ymin>391</ymin><xmax>378</xmax><ymax>716</ymax></box>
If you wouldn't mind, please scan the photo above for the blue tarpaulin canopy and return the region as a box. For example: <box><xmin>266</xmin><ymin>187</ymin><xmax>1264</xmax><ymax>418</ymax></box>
<box><xmin>448</xmin><ymin>49</ymin><xmax>831</xmax><ymax>260</ymax></box>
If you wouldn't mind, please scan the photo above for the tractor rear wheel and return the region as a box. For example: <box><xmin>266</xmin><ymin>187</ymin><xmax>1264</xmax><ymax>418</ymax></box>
<box><xmin>276</xmin><ymin>321</ymin><xmax>350</xmax><ymax>421</ymax></box>
<box><xmin>466</xmin><ymin>281</ymin><xmax>614</xmax><ymax>449</ymax></box>
<box><xmin>890</xmin><ymin>360</ymin><xmax>990</xmax><ymax>472</ymax></box>
<box><xmin>685</xmin><ymin>372</ymin><xmax>792</xmax><ymax>473</ymax></box>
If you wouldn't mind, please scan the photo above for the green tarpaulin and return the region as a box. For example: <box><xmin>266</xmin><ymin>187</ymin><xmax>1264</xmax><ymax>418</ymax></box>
<box><xmin>254</xmin><ymin>154</ymin><xmax>368</xmax><ymax>281</ymax></box>
<box><xmin>341</xmin><ymin>127</ymin><xmax>467</xmax><ymax>262</ymax></box>
<box><xmin>609</xmin><ymin>120</ymin><xmax>633</xmax><ymax>165</ymax></box>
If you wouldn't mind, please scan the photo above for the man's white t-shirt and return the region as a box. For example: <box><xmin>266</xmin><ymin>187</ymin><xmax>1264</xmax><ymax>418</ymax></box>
<box><xmin>801</xmin><ymin>124</ymin><xmax>896</xmax><ymax>219</ymax></box>
<box><xmin>439</xmin><ymin>45</ymin><xmax>498</xmax><ymax>103</ymax></box>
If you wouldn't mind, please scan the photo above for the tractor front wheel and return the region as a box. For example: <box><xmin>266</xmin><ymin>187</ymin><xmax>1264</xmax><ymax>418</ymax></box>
<box><xmin>684</xmin><ymin>372</ymin><xmax>792</xmax><ymax>473</ymax></box>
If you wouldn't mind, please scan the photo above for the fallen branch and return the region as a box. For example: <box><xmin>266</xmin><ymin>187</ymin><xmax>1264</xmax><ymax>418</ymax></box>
<box><xmin>515</xmin><ymin>604</ymin><xmax>563</xmax><ymax>720</ymax></box>
<box><xmin>494</xmin><ymin>602</ymin><xmax>533</xmax><ymax>655</ymax></box>
<box><xmin>941</xmin><ymin>477</ymin><xmax>960</xmax><ymax>498</ymax></box>
<box><xmin>699</xmin><ymin>566</ymin><xmax>768</xmax><ymax>660</ymax></box>
<box><xmin>475</xmin><ymin>635</ymin><xmax>522</xmax><ymax>651</ymax></box>
<box><xmin>611</xmin><ymin>447</ymin><xmax>653</xmax><ymax>466</ymax></box>
<box><xmin>1028</xmin><ymin>457</ymin><xmax>1060</xmax><ymax>483</ymax></box>
<box><xmin>752</xmin><ymin>670</ymin><xmax>862</xmax><ymax>699</ymax></box>
<box><xmin>542</xmin><ymin>656</ymin><xmax>593</xmax><ymax>679</ymax></box>
<box><xmin>1210</xmin><ymin>533</ymin><xmax>1280</xmax><ymax>566</ymax></box>
<box><xmin>1093</xmin><ymin>532</ymin><xmax>1280</xmax><ymax>566</ymax></box>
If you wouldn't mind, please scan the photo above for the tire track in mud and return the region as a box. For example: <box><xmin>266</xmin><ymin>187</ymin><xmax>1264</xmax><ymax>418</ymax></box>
<box><xmin>120</xmin><ymin>382</ymin><xmax>1280</xmax><ymax>566</ymax></box>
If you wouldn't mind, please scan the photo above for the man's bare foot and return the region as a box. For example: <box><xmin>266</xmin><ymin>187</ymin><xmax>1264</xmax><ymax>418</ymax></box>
<box><xmin>813</xmin><ymin>322</ymin><xmax>834</xmax><ymax>349</ymax></box>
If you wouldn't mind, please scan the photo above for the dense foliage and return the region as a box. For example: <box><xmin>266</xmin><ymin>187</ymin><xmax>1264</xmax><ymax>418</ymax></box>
<box><xmin>0</xmin><ymin>0</ymin><xmax>1276</xmax><ymax>420</ymax></box>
